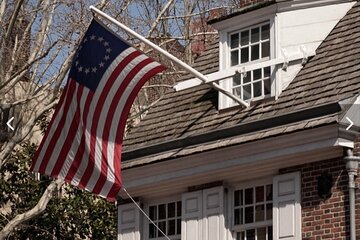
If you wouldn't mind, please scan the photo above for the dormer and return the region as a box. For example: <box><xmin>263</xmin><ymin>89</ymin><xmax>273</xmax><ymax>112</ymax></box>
<box><xmin>207</xmin><ymin>0</ymin><xmax>356</xmax><ymax>109</ymax></box>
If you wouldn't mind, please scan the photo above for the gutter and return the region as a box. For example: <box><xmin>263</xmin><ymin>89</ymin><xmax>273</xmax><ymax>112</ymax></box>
<box><xmin>123</xmin><ymin>101</ymin><xmax>342</xmax><ymax>161</ymax></box>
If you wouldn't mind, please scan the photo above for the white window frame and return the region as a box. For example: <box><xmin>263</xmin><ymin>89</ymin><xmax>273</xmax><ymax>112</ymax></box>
<box><xmin>218</xmin><ymin>8</ymin><xmax>278</xmax><ymax>109</ymax></box>
<box><xmin>144</xmin><ymin>197</ymin><xmax>182</xmax><ymax>240</ymax></box>
<box><xmin>230</xmin><ymin>177</ymin><xmax>273</xmax><ymax>240</ymax></box>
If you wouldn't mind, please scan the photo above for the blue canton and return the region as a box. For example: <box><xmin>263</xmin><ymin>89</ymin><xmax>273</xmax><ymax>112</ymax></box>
<box><xmin>69</xmin><ymin>20</ymin><xmax>130</xmax><ymax>92</ymax></box>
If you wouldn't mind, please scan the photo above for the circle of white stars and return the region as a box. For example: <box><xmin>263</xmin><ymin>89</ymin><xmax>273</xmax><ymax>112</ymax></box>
<box><xmin>74</xmin><ymin>34</ymin><xmax>112</xmax><ymax>75</ymax></box>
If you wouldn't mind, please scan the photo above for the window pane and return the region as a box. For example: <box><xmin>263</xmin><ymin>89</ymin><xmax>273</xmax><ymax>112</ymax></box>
<box><xmin>158</xmin><ymin>204</ymin><xmax>166</xmax><ymax>220</ymax></box>
<box><xmin>168</xmin><ymin>219</ymin><xmax>175</xmax><ymax>235</ymax></box>
<box><xmin>266</xmin><ymin>203</ymin><xmax>273</xmax><ymax>220</ymax></box>
<box><xmin>241</xmin><ymin>30</ymin><xmax>249</xmax><ymax>46</ymax></box>
<box><xmin>231</xmin><ymin>50</ymin><xmax>239</xmax><ymax>66</ymax></box>
<box><xmin>264</xmin><ymin>79</ymin><xmax>271</xmax><ymax>95</ymax></box>
<box><xmin>253</xmin><ymin>81</ymin><xmax>262</xmax><ymax>98</ymax></box>
<box><xmin>255</xmin><ymin>205</ymin><xmax>265</xmax><ymax>222</ymax></box>
<box><xmin>261</xmin><ymin>24</ymin><xmax>270</xmax><ymax>40</ymax></box>
<box><xmin>237</xmin><ymin>232</ymin><xmax>245</xmax><ymax>240</ymax></box>
<box><xmin>262</xmin><ymin>41</ymin><xmax>270</xmax><ymax>58</ymax></box>
<box><xmin>268</xmin><ymin>226</ymin><xmax>273</xmax><ymax>240</ymax></box>
<box><xmin>177</xmin><ymin>219</ymin><xmax>181</xmax><ymax>234</ymax></box>
<box><xmin>231</xmin><ymin>33</ymin><xmax>239</xmax><ymax>49</ymax></box>
<box><xmin>233</xmin><ymin>87</ymin><xmax>241</xmax><ymax>97</ymax></box>
<box><xmin>257</xmin><ymin>227</ymin><xmax>267</xmax><ymax>240</ymax></box>
<box><xmin>234</xmin><ymin>208</ymin><xmax>243</xmax><ymax>225</ymax></box>
<box><xmin>241</xmin><ymin>47</ymin><xmax>249</xmax><ymax>63</ymax></box>
<box><xmin>234</xmin><ymin>208</ymin><xmax>240</xmax><ymax>225</ymax></box>
<box><xmin>168</xmin><ymin>202</ymin><xmax>175</xmax><ymax>218</ymax></box>
<box><xmin>150</xmin><ymin>206</ymin><xmax>157</xmax><ymax>220</ymax></box>
<box><xmin>245</xmin><ymin>206</ymin><xmax>254</xmax><ymax>223</ymax></box>
<box><xmin>233</xmin><ymin>74</ymin><xmax>241</xmax><ymax>86</ymax></box>
<box><xmin>251</xmin><ymin>27</ymin><xmax>260</xmax><ymax>42</ymax></box>
<box><xmin>234</xmin><ymin>190</ymin><xmax>240</xmax><ymax>206</ymax></box>
<box><xmin>256</xmin><ymin>186</ymin><xmax>265</xmax><ymax>202</ymax></box>
<box><xmin>243</xmin><ymin>71</ymin><xmax>251</xmax><ymax>84</ymax></box>
<box><xmin>264</xmin><ymin>67</ymin><xmax>271</xmax><ymax>78</ymax></box>
<box><xmin>243</xmin><ymin>85</ymin><xmax>251</xmax><ymax>101</ymax></box>
<box><xmin>177</xmin><ymin>201</ymin><xmax>181</xmax><ymax>217</ymax></box>
<box><xmin>251</xmin><ymin>44</ymin><xmax>259</xmax><ymax>61</ymax></box>
<box><xmin>245</xmin><ymin>188</ymin><xmax>253</xmax><ymax>204</ymax></box>
<box><xmin>266</xmin><ymin>185</ymin><xmax>273</xmax><ymax>201</ymax></box>
<box><xmin>246</xmin><ymin>229</ymin><xmax>255</xmax><ymax>240</ymax></box>
<box><xmin>253</xmin><ymin>69</ymin><xmax>262</xmax><ymax>80</ymax></box>
<box><xmin>149</xmin><ymin>224</ymin><xmax>157</xmax><ymax>238</ymax></box>
<box><xmin>158</xmin><ymin>221</ymin><xmax>166</xmax><ymax>237</ymax></box>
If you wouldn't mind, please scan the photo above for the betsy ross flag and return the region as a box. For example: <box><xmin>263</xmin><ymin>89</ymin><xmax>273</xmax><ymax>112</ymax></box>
<box><xmin>31</xmin><ymin>20</ymin><xmax>165</xmax><ymax>201</ymax></box>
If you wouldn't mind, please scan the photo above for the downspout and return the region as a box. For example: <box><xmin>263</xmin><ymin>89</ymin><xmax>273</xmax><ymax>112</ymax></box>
<box><xmin>344</xmin><ymin>149</ymin><xmax>360</xmax><ymax>240</ymax></box>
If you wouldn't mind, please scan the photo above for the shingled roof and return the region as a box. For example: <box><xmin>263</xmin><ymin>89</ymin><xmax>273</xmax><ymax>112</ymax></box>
<box><xmin>123</xmin><ymin>1</ymin><xmax>360</xmax><ymax>162</ymax></box>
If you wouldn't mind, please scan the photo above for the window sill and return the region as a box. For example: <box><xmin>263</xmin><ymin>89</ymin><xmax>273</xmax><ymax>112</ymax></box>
<box><xmin>218</xmin><ymin>96</ymin><xmax>275</xmax><ymax>114</ymax></box>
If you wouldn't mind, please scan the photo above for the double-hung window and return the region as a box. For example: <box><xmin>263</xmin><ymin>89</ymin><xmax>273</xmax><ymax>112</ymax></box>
<box><xmin>233</xmin><ymin>183</ymin><xmax>273</xmax><ymax>240</ymax></box>
<box><xmin>229</xmin><ymin>22</ymin><xmax>272</xmax><ymax>102</ymax></box>
<box><xmin>148</xmin><ymin>201</ymin><xmax>182</xmax><ymax>239</ymax></box>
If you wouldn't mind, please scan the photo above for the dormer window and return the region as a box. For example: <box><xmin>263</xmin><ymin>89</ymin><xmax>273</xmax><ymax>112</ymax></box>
<box><xmin>174</xmin><ymin>1</ymin><xmax>353</xmax><ymax>110</ymax></box>
<box><xmin>229</xmin><ymin>22</ymin><xmax>271</xmax><ymax>101</ymax></box>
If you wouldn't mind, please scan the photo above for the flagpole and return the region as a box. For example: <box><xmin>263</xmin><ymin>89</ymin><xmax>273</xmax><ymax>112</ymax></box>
<box><xmin>89</xmin><ymin>5</ymin><xmax>249</xmax><ymax>108</ymax></box>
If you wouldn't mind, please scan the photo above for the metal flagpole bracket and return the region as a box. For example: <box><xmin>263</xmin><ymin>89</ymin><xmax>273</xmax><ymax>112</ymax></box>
<box><xmin>89</xmin><ymin>5</ymin><xmax>249</xmax><ymax>108</ymax></box>
<box><xmin>300</xmin><ymin>45</ymin><xmax>308</xmax><ymax>65</ymax></box>
<box><xmin>281</xmin><ymin>48</ymin><xmax>289</xmax><ymax>70</ymax></box>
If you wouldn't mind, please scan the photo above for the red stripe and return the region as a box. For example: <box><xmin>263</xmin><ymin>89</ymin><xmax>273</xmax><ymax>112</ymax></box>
<box><xmin>51</xmin><ymin>84</ymin><xmax>84</xmax><ymax>177</ymax></box>
<box><xmin>106</xmin><ymin>65</ymin><xmax>166</xmax><ymax>200</ymax></box>
<box><xmin>78</xmin><ymin>51</ymin><xmax>142</xmax><ymax>189</ymax></box>
<box><xmin>30</xmin><ymin>81</ymin><xmax>71</xmax><ymax>171</ymax></box>
<box><xmin>64</xmin><ymin>90</ymin><xmax>94</xmax><ymax>184</ymax></box>
<box><xmin>91</xmin><ymin>58</ymin><xmax>157</xmax><ymax>194</ymax></box>
<box><xmin>37</xmin><ymin>80</ymin><xmax>77</xmax><ymax>173</ymax></box>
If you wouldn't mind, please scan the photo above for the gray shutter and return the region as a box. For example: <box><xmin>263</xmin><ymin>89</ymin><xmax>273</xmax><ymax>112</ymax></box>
<box><xmin>273</xmin><ymin>172</ymin><xmax>301</xmax><ymax>240</ymax></box>
<box><xmin>202</xmin><ymin>186</ymin><xmax>225</xmax><ymax>240</ymax></box>
<box><xmin>118</xmin><ymin>202</ymin><xmax>141</xmax><ymax>240</ymax></box>
<box><xmin>181</xmin><ymin>190</ymin><xmax>203</xmax><ymax>240</ymax></box>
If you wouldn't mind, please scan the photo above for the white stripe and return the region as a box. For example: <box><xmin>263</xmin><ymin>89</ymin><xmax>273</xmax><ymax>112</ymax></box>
<box><xmin>32</xmin><ymin>82</ymin><xmax>72</xmax><ymax>172</ymax></box>
<box><xmin>70</xmin><ymin>47</ymin><xmax>138</xmax><ymax>186</ymax></box>
<box><xmin>100</xmin><ymin>61</ymin><xmax>162</xmax><ymax>197</ymax></box>
<box><xmin>85</xmin><ymin>53</ymin><xmax>150</xmax><ymax>192</ymax></box>
<box><xmin>58</xmin><ymin>85</ymin><xmax>90</xmax><ymax>178</ymax></box>
<box><xmin>44</xmin><ymin>83</ymin><xmax>80</xmax><ymax>175</ymax></box>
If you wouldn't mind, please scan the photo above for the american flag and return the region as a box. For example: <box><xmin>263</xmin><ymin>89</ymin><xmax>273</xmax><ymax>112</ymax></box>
<box><xmin>31</xmin><ymin>20</ymin><xmax>165</xmax><ymax>201</ymax></box>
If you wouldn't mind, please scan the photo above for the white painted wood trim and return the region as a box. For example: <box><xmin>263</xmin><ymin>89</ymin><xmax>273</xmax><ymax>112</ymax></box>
<box><xmin>174</xmin><ymin>49</ymin><xmax>315</xmax><ymax>91</ymax></box>
<box><xmin>123</xmin><ymin>138</ymin><xmax>339</xmax><ymax>189</ymax></box>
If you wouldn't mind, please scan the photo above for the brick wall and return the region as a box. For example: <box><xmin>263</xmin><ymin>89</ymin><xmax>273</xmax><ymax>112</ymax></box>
<box><xmin>354</xmin><ymin>134</ymin><xmax>360</xmax><ymax>156</ymax></box>
<box><xmin>280</xmin><ymin>157</ymin><xmax>360</xmax><ymax>240</ymax></box>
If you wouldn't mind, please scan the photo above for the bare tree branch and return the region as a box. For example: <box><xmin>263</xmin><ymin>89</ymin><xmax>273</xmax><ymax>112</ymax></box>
<box><xmin>146</xmin><ymin>0</ymin><xmax>174</xmax><ymax>38</ymax></box>
<box><xmin>3</xmin><ymin>0</ymin><xmax>25</xmax><ymax>44</ymax></box>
